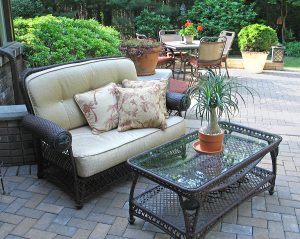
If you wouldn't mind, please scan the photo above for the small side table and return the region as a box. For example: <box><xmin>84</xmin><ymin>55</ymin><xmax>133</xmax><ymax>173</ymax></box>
<box><xmin>138</xmin><ymin>69</ymin><xmax>172</xmax><ymax>81</ymax></box>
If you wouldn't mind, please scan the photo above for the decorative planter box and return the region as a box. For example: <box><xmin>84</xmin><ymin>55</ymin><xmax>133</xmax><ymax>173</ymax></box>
<box><xmin>0</xmin><ymin>105</ymin><xmax>36</xmax><ymax>165</ymax></box>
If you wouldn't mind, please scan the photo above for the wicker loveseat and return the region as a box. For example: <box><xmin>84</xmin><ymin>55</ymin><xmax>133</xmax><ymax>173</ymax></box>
<box><xmin>21</xmin><ymin>57</ymin><xmax>189</xmax><ymax>208</ymax></box>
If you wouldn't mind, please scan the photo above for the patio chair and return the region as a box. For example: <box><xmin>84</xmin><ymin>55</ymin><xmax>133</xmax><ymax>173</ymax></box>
<box><xmin>159</xmin><ymin>30</ymin><xmax>188</xmax><ymax>78</ymax></box>
<box><xmin>189</xmin><ymin>36</ymin><xmax>226</xmax><ymax>80</ymax></box>
<box><xmin>219</xmin><ymin>31</ymin><xmax>235</xmax><ymax>77</ymax></box>
<box><xmin>136</xmin><ymin>33</ymin><xmax>147</xmax><ymax>39</ymax></box>
<box><xmin>159</xmin><ymin>30</ymin><xmax>182</xmax><ymax>42</ymax></box>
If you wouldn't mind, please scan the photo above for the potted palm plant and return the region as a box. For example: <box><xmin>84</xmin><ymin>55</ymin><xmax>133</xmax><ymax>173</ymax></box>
<box><xmin>188</xmin><ymin>72</ymin><xmax>255</xmax><ymax>153</ymax></box>
<box><xmin>120</xmin><ymin>38</ymin><xmax>161</xmax><ymax>76</ymax></box>
<box><xmin>238</xmin><ymin>24</ymin><xmax>278</xmax><ymax>73</ymax></box>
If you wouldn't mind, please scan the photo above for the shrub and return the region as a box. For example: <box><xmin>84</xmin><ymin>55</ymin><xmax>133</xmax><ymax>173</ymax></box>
<box><xmin>14</xmin><ymin>15</ymin><xmax>121</xmax><ymax>67</ymax></box>
<box><xmin>285</xmin><ymin>41</ymin><xmax>300</xmax><ymax>57</ymax></box>
<box><xmin>187</xmin><ymin>0</ymin><xmax>256</xmax><ymax>37</ymax></box>
<box><xmin>135</xmin><ymin>9</ymin><xmax>173</xmax><ymax>39</ymax></box>
<box><xmin>12</xmin><ymin>0</ymin><xmax>44</xmax><ymax>18</ymax></box>
<box><xmin>238</xmin><ymin>24</ymin><xmax>278</xmax><ymax>52</ymax></box>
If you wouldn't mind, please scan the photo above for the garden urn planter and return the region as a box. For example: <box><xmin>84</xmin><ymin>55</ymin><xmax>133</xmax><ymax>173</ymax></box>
<box><xmin>241</xmin><ymin>51</ymin><xmax>268</xmax><ymax>74</ymax></box>
<box><xmin>132</xmin><ymin>46</ymin><xmax>161</xmax><ymax>76</ymax></box>
<box><xmin>184</xmin><ymin>35</ymin><xmax>194</xmax><ymax>44</ymax></box>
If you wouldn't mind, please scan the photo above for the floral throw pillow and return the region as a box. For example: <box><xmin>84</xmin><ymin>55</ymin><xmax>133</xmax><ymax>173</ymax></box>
<box><xmin>116</xmin><ymin>86</ymin><xmax>167</xmax><ymax>132</ymax></box>
<box><xmin>74</xmin><ymin>83</ymin><xmax>118</xmax><ymax>134</ymax></box>
<box><xmin>122</xmin><ymin>79</ymin><xmax>169</xmax><ymax>118</ymax></box>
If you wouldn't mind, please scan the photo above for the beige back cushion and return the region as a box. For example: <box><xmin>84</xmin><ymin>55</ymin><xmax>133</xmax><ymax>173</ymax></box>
<box><xmin>25</xmin><ymin>58</ymin><xmax>138</xmax><ymax>130</ymax></box>
<box><xmin>198</xmin><ymin>42</ymin><xmax>225</xmax><ymax>62</ymax></box>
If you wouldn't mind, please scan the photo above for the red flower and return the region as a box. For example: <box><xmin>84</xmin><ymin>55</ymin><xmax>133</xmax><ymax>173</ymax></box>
<box><xmin>185</xmin><ymin>22</ymin><xmax>192</xmax><ymax>27</ymax></box>
<box><xmin>197</xmin><ymin>25</ymin><xmax>204</xmax><ymax>31</ymax></box>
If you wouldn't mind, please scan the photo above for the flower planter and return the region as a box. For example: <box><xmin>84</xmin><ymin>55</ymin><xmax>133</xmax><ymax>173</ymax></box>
<box><xmin>131</xmin><ymin>46</ymin><xmax>161</xmax><ymax>76</ymax></box>
<box><xmin>184</xmin><ymin>35</ymin><xmax>194</xmax><ymax>44</ymax></box>
<box><xmin>241</xmin><ymin>51</ymin><xmax>268</xmax><ymax>74</ymax></box>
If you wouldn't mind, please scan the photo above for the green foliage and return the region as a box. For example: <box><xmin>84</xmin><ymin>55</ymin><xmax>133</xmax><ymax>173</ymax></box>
<box><xmin>188</xmin><ymin>72</ymin><xmax>255</xmax><ymax>134</ymax></box>
<box><xmin>179</xmin><ymin>20</ymin><xmax>200</xmax><ymax>36</ymax></box>
<box><xmin>285</xmin><ymin>41</ymin><xmax>300</xmax><ymax>57</ymax></box>
<box><xmin>238</xmin><ymin>24</ymin><xmax>278</xmax><ymax>52</ymax></box>
<box><xmin>120</xmin><ymin>38</ymin><xmax>161</xmax><ymax>58</ymax></box>
<box><xmin>135</xmin><ymin>9</ymin><xmax>173</xmax><ymax>39</ymax></box>
<box><xmin>284</xmin><ymin>57</ymin><xmax>300</xmax><ymax>68</ymax></box>
<box><xmin>109</xmin><ymin>0</ymin><xmax>151</xmax><ymax>10</ymax></box>
<box><xmin>187</xmin><ymin>0</ymin><xmax>257</xmax><ymax>37</ymax></box>
<box><xmin>12</xmin><ymin>0</ymin><xmax>44</xmax><ymax>18</ymax></box>
<box><xmin>14</xmin><ymin>15</ymin><xmax>121</xmax><ymax>67</ymax></box>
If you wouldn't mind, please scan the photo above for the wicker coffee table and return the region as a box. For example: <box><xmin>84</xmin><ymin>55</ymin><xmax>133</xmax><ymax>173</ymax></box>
<box><xmin>127</xmin><ymin>121</ymin><xmax>282</xmax><ymax>239</ymax></box>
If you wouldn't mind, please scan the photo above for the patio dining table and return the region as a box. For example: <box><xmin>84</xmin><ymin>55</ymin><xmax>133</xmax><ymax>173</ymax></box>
<box><xmin>163</xmin><ymin>40</ymin><xmax>200</xmax><ymax>80</ymax></box>
<box><xmin>164</xmin><ymin>40</ymin><xmax>201</xmax><ymax>51</ymax></box>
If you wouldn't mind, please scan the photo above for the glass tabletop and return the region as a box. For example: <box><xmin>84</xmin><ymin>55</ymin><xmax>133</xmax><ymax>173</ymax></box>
<box><xmin>128</xmin><ymin>131</ymin><xmax>268</xmax><ymax>190</ymax></box>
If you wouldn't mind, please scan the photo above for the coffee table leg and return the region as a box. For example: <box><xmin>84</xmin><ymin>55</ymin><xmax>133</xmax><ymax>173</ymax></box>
<box><xmin>128</xmin><ymin>173</ymin><xmax>139</xmax><ymax>224</ymax></box>
<box><xmin>269</xmin><ymin>147</ymin><xmax>279</xmax><ymax>195</ymax></box>
<box><xmin>178</xmin><ymin>195</ymin><xmax>200</xmax><ymax>239</ymax></box>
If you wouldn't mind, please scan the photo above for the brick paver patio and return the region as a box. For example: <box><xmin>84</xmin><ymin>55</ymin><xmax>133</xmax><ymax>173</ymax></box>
<box><xmin>0</xmin><ymin>69</ymin><xmax>300</xmax><ymax>239</ymax></box>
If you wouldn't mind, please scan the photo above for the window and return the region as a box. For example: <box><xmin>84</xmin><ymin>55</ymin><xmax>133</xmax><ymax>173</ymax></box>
<box><xmin>0</xmin><ymin>0</ymin><xmax>14</xmax><ymax>47</ymax></box>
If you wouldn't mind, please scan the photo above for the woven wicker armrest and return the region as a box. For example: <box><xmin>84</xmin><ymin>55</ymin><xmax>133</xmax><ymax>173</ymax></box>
<box><xmin>166</xmin><ymin>91</ymin><xmax>191</xmax><ymax>112</ymax></box>
<box><xmin>22</xmin><ymin>115</ymin><xmax>72</xmax><ymax>152</ymax></box>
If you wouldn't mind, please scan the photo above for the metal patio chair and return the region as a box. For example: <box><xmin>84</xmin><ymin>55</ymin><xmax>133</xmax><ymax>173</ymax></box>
<box><xmin>189</xmin><ymin>36</ymin><xmax>227</xmax><ymax>81</ymax></box>
<box><xmin>219</xmin><ymin>31</ymin><xmax>235</xmax><ymax>77</ymax></box>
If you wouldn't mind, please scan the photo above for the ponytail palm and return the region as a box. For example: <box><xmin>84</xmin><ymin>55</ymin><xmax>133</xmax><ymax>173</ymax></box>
<box><xmin>188</xmin><ymin>72</ymin><xmax>255</xmax><ymax>135</ymax></box>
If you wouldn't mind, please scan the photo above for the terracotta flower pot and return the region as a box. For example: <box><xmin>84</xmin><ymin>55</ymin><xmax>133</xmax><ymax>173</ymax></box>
<box><xmin>131</xmin><ymin>46</ymin><xmax>161</xmax><ymax>76</ymax></box>
<box><xmin>198</xmin><ymin>130</ymin><xmax>224</xmax><ymax>153</ymax></box>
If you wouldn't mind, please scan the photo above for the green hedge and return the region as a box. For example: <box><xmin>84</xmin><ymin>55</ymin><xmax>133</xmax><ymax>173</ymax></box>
<box><xmin>135</xmin><ymin>9</ymin><xmax>173</xmax><ymax>39</ymax></box>
<box><xmin>14</xmin><ymin>15</ymin><xmax>121</xmax><ymax>67</ymax></box>
<box><xmin>12</xmin><ymin>0</ymin><xmax>44</xmax><ymax>18</ymax></box>
<box><xmin>187</xmin><ymin>0</ymin><xmax>256</xmax><ymax>37</ymax></box>
<box><xmin>285</xmin><ymin>41</ymin><xmax>300</xmax><ymax>57</ymax></box>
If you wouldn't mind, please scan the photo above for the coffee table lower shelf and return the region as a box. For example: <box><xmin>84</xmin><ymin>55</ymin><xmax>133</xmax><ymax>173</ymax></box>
<box><xmin>130</xmin><ymin>167</ymin><xmax>274</xmax><ymax>239</ymax></box>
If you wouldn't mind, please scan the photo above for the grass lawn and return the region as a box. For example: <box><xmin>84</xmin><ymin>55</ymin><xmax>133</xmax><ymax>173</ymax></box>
<box><xmin>284</xmin><ymin>56</ymin><xmax>300</xmax><ymax>70</ymax></box>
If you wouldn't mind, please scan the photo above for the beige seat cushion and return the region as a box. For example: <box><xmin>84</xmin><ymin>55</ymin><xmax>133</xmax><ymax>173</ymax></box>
<box><xmin>70</xmin><ymin>116</ymin><xmax>186</xmax><ymax>177</ymax></box>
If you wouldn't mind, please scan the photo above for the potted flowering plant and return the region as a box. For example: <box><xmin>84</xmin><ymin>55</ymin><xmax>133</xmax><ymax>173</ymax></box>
<box><xmin>120</xmin><ymin>38</ymin><xmax>161</xmax><ymax>76</ymax></box>
<box><xmin>179</xmin><ymin>20</ymin><xmax>204</xmax><ymax>44</ymax></box>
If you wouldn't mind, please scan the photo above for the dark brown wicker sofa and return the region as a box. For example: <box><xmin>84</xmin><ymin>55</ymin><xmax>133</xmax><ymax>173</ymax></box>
<box><xmin>20</xmin><ymin>57</ymin><xmax>190</xmax><ymax>209</ymax></box>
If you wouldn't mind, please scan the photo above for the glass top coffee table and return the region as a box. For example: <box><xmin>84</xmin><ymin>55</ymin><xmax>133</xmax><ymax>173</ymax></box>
<box><xmin>127</xmin><ymin>121</ymin><xmax>282</xmax><ymax>239</ymax></box>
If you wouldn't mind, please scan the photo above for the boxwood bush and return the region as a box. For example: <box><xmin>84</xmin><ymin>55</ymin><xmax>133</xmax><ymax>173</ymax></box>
<box><xmin>238</xmin><ymin>24</ymin><xmax>278</xmax><ymax>52</ymax></box>
<box><xmin>135</xmin><ymin>9</ymin><xmax>173</xmax><ymax>39</ymax></box>
<box><xmin>14</xmin><ymin>15</ymin><xmax>121</xmax><ymax>67</ymax></box>
<box><xmin>285</xmin><ymin>41</ymin><xmax>300</xmax><ymax>57</ymax></box>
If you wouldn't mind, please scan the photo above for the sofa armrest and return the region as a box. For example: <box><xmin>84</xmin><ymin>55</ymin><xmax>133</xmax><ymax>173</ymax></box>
<box><xmin>166</xmin><ymin>92</ymin><xmax>191</xmax><ymax>113</ymax></box>
<box><xmin>22</xmin><ymin>115</ymin><xmax>72</xmax><ymax>152</ymax></box>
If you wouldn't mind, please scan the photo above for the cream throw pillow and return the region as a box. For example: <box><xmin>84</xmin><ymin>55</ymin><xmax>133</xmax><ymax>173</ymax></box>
<box><xmin>116</xmin><ymin>86</ymin><xmax>167</xmax><ymax>132</ymax></box>
<box><xmin>122</xmin><ymin>79</ymin><xmax>168</xmax><ymax>118</ymax></box>
<box><xmin>74</xmin><ymin>83</ymin><xmax>118</xmax><ymax>134</ymax></box>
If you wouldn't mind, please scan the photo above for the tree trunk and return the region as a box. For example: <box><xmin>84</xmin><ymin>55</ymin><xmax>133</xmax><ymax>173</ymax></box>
<box><xmin>103</xmin><ymin>8</ymin><xmax>112</xmax><ymax>26</ymax></box>
<box><xmin>205</xmin><ymin>108</ymin><xmax>221</xmax><ymax>135</ymax></box>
